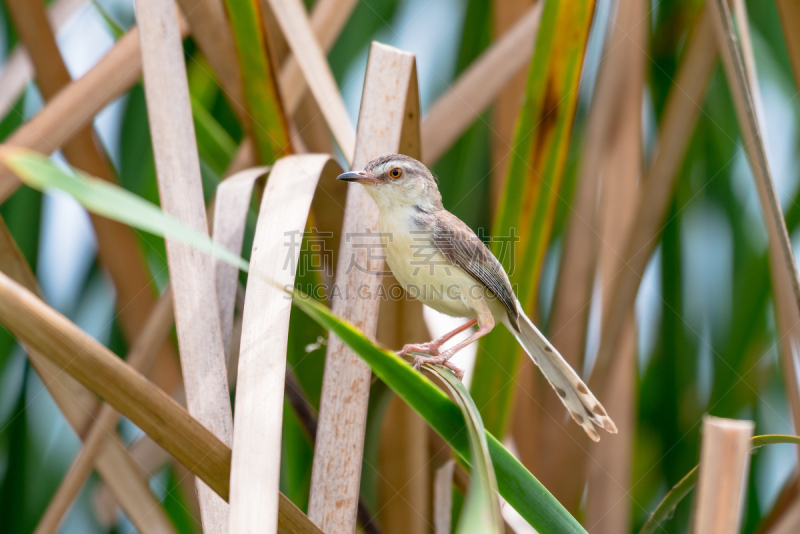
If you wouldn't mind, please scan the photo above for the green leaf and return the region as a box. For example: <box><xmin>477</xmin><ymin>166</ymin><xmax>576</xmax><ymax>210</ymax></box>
<box><xmin>290</xmin><ymin>294</ymin><xmax>586</xmax><ymax>534</ymax></box>
<box><xmin>426</xmin><ymin>365</ymin><xmax>503</xmax><ymax>534</ymax></box>
<box><xmin>221</xmin><ymin>0</ymin><xmax>291</xmax><ymax>164</ymax></box>
<box><xmin>639</xmin><ymin>435</ymin><xmax>800</xmax><ymax>534</ymax></box>
<box><xmin>0</xmin><ymin>148</ymin><xmax>249</xmax><ymax>273</ymax></box>
<box><xmin>191</xmin><ymin>96</ymin><xmax>237</xmax><ymax>176</ymax></box>
<box><xmin>471</xmin><ymin>0</ymin><xmax>597</xmax><ymax>436</ymax></box>
<box><xmin>2</xmin><ymin>148</ymin><xmax>587</xmax><ymax>534</ymax></box>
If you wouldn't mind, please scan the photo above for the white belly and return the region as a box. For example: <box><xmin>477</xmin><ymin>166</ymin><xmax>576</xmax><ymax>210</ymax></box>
<box><xmin>379</xmin><ymin>214</ymin><xmax>477</xmax><ymax>318</ymax></box>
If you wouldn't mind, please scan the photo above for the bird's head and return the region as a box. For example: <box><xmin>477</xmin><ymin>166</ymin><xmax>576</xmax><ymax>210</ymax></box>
<box><xmin>337</xmin><ymin>154</ymin><xmax>443</xmax><ymax>213</ymax></box>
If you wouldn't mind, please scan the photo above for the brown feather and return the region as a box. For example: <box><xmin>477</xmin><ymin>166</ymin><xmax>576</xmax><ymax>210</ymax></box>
<box><xmin>431</xmin><ymin>211</ymin><xmax>520</xmax><ymax>330</ymax></box>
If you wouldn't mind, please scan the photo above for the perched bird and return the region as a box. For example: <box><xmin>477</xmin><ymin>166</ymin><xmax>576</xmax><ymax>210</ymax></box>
<box><xmin>337</xmin><ymin>154</ymin><xmax>616</xmax><ymax>441</ymax></box>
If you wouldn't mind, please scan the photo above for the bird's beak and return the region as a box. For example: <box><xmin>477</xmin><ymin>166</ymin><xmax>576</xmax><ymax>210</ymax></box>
<box><xmin>337</xmin><ymin>171</ymin><xmax>380</xmax><ymax>185</ymax></box>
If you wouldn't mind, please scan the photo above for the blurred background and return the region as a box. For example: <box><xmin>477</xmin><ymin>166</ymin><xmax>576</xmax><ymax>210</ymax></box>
<box><xmin>0</xmin><ymin>0</ymin><xmax>798</xmax><ymax>532</ymax></box>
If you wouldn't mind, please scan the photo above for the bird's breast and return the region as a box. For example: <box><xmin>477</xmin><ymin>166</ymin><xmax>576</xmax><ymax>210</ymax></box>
<box><xmin>378</xmin><ymin>212</ymin><xmax>476</xmax><ymax>318</ymax></box>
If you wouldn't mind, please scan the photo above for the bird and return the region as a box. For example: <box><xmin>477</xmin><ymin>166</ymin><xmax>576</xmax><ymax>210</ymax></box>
<box><xmin>337</xmin><ymin>154</ymin><xmax>617</xmax><ymax>441</ymax></box>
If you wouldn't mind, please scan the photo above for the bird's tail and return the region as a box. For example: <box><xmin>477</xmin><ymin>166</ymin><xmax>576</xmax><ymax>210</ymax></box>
<box><xmin>505</xmin><ymin>311</ymin><xmax>617</xmax><ymax>441</ymax></box>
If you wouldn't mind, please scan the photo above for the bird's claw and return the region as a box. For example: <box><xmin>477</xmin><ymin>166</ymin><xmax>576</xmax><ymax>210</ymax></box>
<box><xmin>397</xmin><ymin>342</ymin><xmax>440</xmax><ymax>357</ymax></box>
<box><xmin>411</xmin><ymin>353</ymin><xmax>464</xmax><ymax>381</ymax></box>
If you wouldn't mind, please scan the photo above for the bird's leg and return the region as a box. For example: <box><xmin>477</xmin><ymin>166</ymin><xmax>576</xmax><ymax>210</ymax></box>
<box><xmin>397</xmin><ymin>318</ymin><xmax>477</xmax><ymax>357</ymax></box>
<box><xmin>413</xmin><ymin>313</ymin><xmax>494</xmax><ymax>380</ymax></box>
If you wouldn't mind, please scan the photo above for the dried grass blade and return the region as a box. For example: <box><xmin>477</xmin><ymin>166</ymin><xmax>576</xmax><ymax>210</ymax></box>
<box><xmin>229</xmin><ymin>155</ymin><xmax>341</xmax><ymax>532</ymax></box>
<box><xmin>734</xmin><ymin>0</ymin><xmax>800</xmax><ymax>451</ymax></box>
<box><xmin>708</xmin><ymin>0</ymin><xmax>800</xmax><ymax>437</ymax></box>
<box><xmin>33</xmin><ymin>289</ymin><xmax>175</xmax><ymax>534</ymax></box>
<box><xmin>264</xmin><ymin>0</ymin><xmax>356</xmax><ymax>161</ymax></box>
<box><xmin>134</xmin><ymin>1</ymin><xmax>233</xmax><ymax>529</ymax></box>
<box><xmin>0</xmin><ymin>21</ymin><xmax>190</xmax><ymax>202</ymax></box>
<box><xmin>692</xmin><ymin>417</ymin><xmax>754</xmax><ymax>533</ymax></box>
<box><xmin>0</xmin><ymin>218</ymin><xmax>174</xmax><ymax>533</ymax></box>
<box><xmin>711</xmin><ymin>0</ymin><xmax>799</xmax><ymax>302</ymax></box>
<box><xmin>308</xmin><ymin>42</ymin><xmax>421</xmax><ymax>534</ymax></box>
<box><xmin>421</xmin><ymin>2</ymin><xmax>543</xmax><ymax>166</ymax></box>
<box><xmin>0</xmin><ymin>0</ymin><xmax>86</xmax><ymax>120</ymax></box>
<box><xmin>589</xmin><ymin>7</ymin><xmax>717</xmax><ymax>394</ymax></box>
<box><xmin>280</xmin><ymin>0</ymin><xmax>359</xmax><ymax>113</ymax></box>
<box><xmin>0</xmin><ymin>268</ymin><xmax>231</xmax><ymax>494</ymax></box>
<box><xmin>212</xmin><ymin>166</ymin><xmax>270</xmax><ymax>358</ymax></box>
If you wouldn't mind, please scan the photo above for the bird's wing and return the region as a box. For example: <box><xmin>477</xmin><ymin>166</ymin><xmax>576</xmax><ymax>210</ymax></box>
<box><xmin>431</xmin><ymin>211</ymin><xmax>519</xmax><ymax>329</ymax></box>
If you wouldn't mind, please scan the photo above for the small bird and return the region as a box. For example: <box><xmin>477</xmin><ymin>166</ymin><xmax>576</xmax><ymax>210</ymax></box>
<box><xmin>337</xmin><ymin>154</ymin><xmax>616</xmax><ymax>441</ymax></box>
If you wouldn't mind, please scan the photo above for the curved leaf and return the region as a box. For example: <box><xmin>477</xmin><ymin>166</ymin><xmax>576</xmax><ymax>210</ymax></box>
<box><xmin>426</xmin><ymin>365</ymin><xmax>503</xmax><ymax>534</ymax></box>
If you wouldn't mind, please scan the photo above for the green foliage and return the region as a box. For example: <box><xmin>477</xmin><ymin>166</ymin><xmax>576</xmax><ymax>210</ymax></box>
<box><xmin>221</xmin><ymin>0</ymin><xmax>290</xmax><ymax>164</ymax></box>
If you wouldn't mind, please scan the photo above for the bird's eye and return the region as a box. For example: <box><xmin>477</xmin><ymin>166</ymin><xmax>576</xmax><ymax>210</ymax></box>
<box><xmin>389</xmin><ymin>167</ymin><xmax>402</xmax><ymax>179</ymax></box>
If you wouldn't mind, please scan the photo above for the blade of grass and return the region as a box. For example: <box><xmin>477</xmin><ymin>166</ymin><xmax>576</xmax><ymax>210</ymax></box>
<box><xmin>421</xmin><ymin>2</ymin><xmax>542</xmax><ymax>166</ymax></box>
<box><xmin>0</xmin><ymin>147</ymin><xmax>587</xmax><ymax>534</ymax></box>
<box><xmin>280</xmin><ymin>0</ymin><xmax>359</xmax><ymax>116</ymax></box>
<box><xmin>0</xmin><ymin>0</ymin><xmax>86</xmax><ymax>120</ymax></box>
<box><xmin>708</xmin><ymin>0</ymin><xmax>800</xmax><ymax>442</ymax></box>
<box><xmin>0</xmin><ymin>21</ymin><xmax>190</xmax><ymax>202</ymax></box>
<box><xmin>427</xmin><ymin>365</ymin><xmax>503</xmax><ymax>534</ymax></box>
<box><xmin>34</xmin><ymin>289</ymin><xmax>175</xmax><ymax>534</ymax></box>
<box><xmin>692</xmin><ymin>417</ymin><xmax>754</xmax><ymax>533</ymax></box>
<box><xmin>0</xmin><ymin>217</ymin><xmax>175</xmax><ymax>533</ymax></box>
<box><xmin>308</xmin><ymin>42</ymin><xmax>421</xmax><ymax>534</ymax></box>
<box><xmin>472</xmin><ymin>0</ymin><xmax>597</xmax><ymax>437</ymax></box>
<box><xmin>221</xmin><ymin>0</ymin><xmax>291</xmax><ymax>164</ymax></box>
<box><xmin>5</xmin><ymin>0</ymin><xmax>182</xmax><ymax>427</ymax></box>
<box><xmin>212</xmin><ymin>166</ymin><xmax>270</xmax><ymax>359</ymax></box>
<box><xmin>229</xmin><ymin>155</ymin><xmax>341</xmax><ymax>532</ymax></box>
<box><xmin>135</xmin><ymin>0</ymin><xmax>234</xmax><ymax>529</ymax></box>
<box><xmin>264</xmin><ymin>0</ymin><xmax>355</xmax><ymax>162</ymax></box>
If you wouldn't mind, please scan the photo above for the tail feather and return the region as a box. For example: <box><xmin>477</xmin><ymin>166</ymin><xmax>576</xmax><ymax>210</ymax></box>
<box><xmin>505</xmin><ymin>311</ymin><xmax>617</xmax><ymax>441</ymax></box>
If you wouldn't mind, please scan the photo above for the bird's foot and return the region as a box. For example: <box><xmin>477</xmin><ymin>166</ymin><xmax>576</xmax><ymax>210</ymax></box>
<box><xmin>397</xmin><ymin>341</ymin><xmax>441</xmax><ymax>357</ymax></box>
<box><xmin>411</xmin><ymin>353</ymin><xmax>464</xmax><ymax>381</ymax></box>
